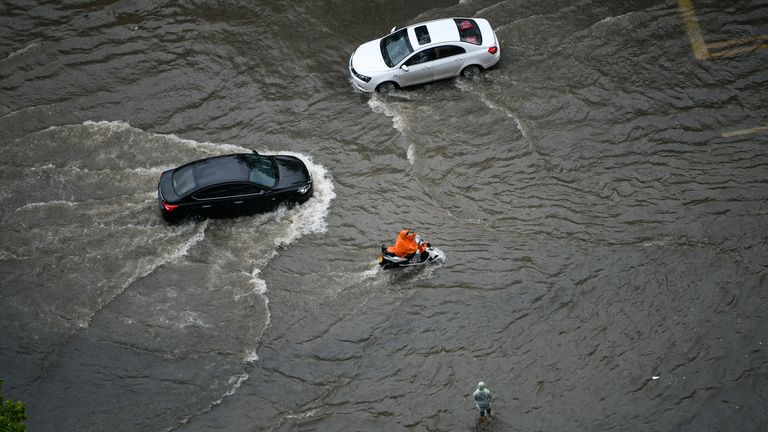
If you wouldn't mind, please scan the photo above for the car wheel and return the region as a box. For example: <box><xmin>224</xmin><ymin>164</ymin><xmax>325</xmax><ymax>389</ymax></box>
<box><xmin>376</xmin><ymin>81</ymin><xmax>397</xmax><ymax>93</ymax></box>
<box><xmin>161</xmin><ymin>212</ymin><xmax>181</xmax><ymax>225</ymax></box>
<box><xmin>461</xmin><ymin>65</ymin><xmax>482</xmax><ymax>78</ymax></box>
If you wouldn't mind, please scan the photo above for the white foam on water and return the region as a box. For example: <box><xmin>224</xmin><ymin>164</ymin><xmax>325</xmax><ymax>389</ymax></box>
<box><xmin>81</xmin><ymin>120</ymin><xmax>249</xmax><ymax>155</ymax></box>
<box><xmin>168</xmin><ymin>372</ymin><xmax>250</xmax><ymax>432</ymax></box>
<box><xmin>430</xmin><ymin>247</ymin><xmax>447</xmax><ymax>264</ymax></box>
<box><xmin>15</xmin><ymin>200</ymin><xmax>76</xmax><ymax>211</ymax></box>
<box><xmin>367</xmin><ymin>95</ymin><xmax>407</xmax><ymax>134</ymax></box>
<box><xmin>35</xmin><ymin>121</ymin><xmax>337</xmax><ymax>407</ymax></box>
<box><xmin>640</xmin><ymin>238</ymin><xmax>672</xmax><ymax>247</ymax></box>
<box><xmin>595</xmin><ymin>12</ymin><xmax>634</xmax><ymax>27</ymax></box>
<box><xmin>237</xmin><ymin>150</ymin><xmax>335</xmax><ymax>361</ymax></box>
<box><xmin>367</xmin><ymin>97</ymin><xmax>417</xmax><ymax>164</ymax></box>
<box><xmin>249</xmin><ymin>269</ymin><xmax>268</xmax><ymax>295</ymax></box>
<box><xmin>0</xmin><ymin>250</ymin><xmax>19</xmax><ymax>261</ymax></box>
<box><xmin>243</xmin><ymin>351</ymin><xmax>259</xmax><ymax>364</ymax></box>
<box><xmin>360</xmin><ymin>265</ymin><xmax>381</xmax><ymax>281</ymax></box>
<box><xmin>76</xmin><ymin>220</ymin><xmax>209</xmax><ymax>329</ymax></box>
<box><xmin>0</xmin><ymin>103</ymin><xmax>56</xmax><ymax>122</ymax></box>
<box><xmin>179</xmin><ymin>310</ymin><xmax>210</xmax><ymax>328</ymax></box>
<box><xmin>285</xmin><ymin>409</ymin><xmax>318</xmax><ymax>419</ymax></box>
<box><xmin>80</xmin><ymin>119</ymin><xmax>133</xmax><ymax>134</ymax></box>
<box><xmin>455</xmin><ymin>80</ymin><xmax>534</xmax><ymax>149</ymax></box>
<box><xmin>249</xmin><ymin>268</ymin><xmax>272</xmax><ymax>337</ymax></box>
<box><xmin>406</xmin><ymin>143</ymin><xmax>416</xmax><ymax>165</ymax></box>
<box><xmin>223</xmin><ymin>372</ymin><xmax>249</xmax><ymax>398</ymax></box>
<box><xmin>269</xmin><ymin>151</ymin><xmax>336</xmax><ymax>248</ymax></box>
<box><xmin>1</xmin><ymin>42</ymin><xmax>42</xmax><ymax>62</ymax></box>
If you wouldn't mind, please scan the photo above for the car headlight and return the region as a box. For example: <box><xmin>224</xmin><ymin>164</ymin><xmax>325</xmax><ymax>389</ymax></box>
<box><xmin>297</xmin><ymin>183</ymin><xmax>311</xmax><ymax>194</ymax></box>
<box><xmin>351</xmin><ymin>67</ymin><xmax>371</xmax><ymax>83</ymax></box>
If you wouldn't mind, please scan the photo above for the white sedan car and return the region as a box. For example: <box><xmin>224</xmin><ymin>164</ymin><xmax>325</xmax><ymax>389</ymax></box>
<box><xmin>349</xmin><ymin>17</ymin><xmax>500</xmax><ymax>93</ymax></box>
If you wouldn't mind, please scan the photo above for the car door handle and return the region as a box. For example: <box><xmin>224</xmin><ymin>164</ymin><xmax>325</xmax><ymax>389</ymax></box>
<box><xmin>202</xmin><ymin>205</ymin><xmax>212</xmax><ymax>208</ymax></box>
<box><xmin>234</xmin><ymin>201</ymin><xmax>244</xmax><ymax>204</ymax></box>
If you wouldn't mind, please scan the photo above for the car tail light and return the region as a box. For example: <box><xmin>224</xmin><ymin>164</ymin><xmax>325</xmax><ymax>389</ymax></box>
<box><xmin>488</xmin><ymin>46</ymin><xmax>498</xmax><ymax>55</ymax></box>
<box><xmin>162</xmin><ymin>201</ymin><xmax>179</xmax><ymax>212</ymax></box>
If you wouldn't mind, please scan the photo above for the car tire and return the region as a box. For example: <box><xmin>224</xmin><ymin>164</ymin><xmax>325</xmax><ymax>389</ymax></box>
<box><xmin>461</xmin><ymin>65</ymin><xmax>482</xmax><ymax>78</ymax></box>
<box><xmin>161</xmin><ymin>212</ymin><xmax>180</xmax><ymax>225</ymax></box>
<box><xmin>376</xmin><ymin>81</ymin><xmax>397</xmax><ymax>93</ymax></box>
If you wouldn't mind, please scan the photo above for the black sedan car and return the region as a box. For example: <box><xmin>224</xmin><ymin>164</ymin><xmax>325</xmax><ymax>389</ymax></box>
<box><xmin>157</xmin><ymin>151</ymin><xmax>313</xmax><ymax>223</ymax></box>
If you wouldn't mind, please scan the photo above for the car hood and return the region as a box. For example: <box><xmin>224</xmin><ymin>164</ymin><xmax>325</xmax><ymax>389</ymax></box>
<box><xmin>273</xmin><ymin>155</ymin><xmax>311</xmax><ymax>189</ymax></box>
<box><xmin>351</xmin><ymin>39</ymin><xmax>390</xmax><ymax>74</ymax></box>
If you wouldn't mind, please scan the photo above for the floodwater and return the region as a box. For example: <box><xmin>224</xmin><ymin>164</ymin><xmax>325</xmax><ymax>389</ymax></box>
<box><xmin>1</xmin><ymin>0</ymin><xmax>767</xmax><ymax>430</ymax></box>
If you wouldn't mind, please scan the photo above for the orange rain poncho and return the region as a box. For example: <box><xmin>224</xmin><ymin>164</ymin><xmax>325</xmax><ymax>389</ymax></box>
<box><xmin>387</xmin><ymin>229</ymin><xmax>427</xmax><ymax>258</ymax></box>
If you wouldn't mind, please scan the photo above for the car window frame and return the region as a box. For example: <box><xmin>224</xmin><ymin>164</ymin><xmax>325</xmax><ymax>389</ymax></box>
<box><xmin>403</xmin><ymin>47</ymin><xmax>439</xmax><ymax>67</ymax></box>
<box><xmin>434</xmin><ymin>45</ymin><xmax>466</xmax><ymax>59</ymax></box>
<box><xmin>192</xmin><ymin>182</ymin><xmax>267</xmax><ymax>201</ymax></box>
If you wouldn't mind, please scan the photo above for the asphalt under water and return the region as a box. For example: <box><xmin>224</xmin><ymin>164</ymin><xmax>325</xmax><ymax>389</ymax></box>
<box><xmin>1</xmin><ymin>0</ymin><xmax>767</xmax><ymax>431</ymax></box>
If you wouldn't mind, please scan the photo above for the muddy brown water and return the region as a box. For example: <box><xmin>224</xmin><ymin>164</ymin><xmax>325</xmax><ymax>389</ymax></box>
<box><xmin>1</xmin><ymin>0</ymin><xmax>767</xmax><ymax>430</ymax></box>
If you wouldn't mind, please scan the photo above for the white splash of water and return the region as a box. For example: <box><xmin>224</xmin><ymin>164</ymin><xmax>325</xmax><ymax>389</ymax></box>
<box><xmin>367</xmin><ymin>97</ymin><xmax>416</xmax><ymax>163</ymax></box>
<box><xmin>455</xmin><ymin>80</ymin><xmax>533</xmax><ymax>148</ymax></box>
<box><xmin>359</xmin><ymin>265</ymin><xmax>381</xmax><ymax>281</ymax></box>
<box><xmin>367</xmin><ymin>95</ymin><xmax>407</xmax><ymax>134</ymax></box>
<box><xmin>76</xmin><ymin>220</ymin><xmax>209</xmax><ymax>329</ymax></box>
<box><xmin>36</xmin><ymin>121</ymin><xmax>337</xmax><ymax>407</ymax></box>
<box><xmin>250</xmin><ymin>268</ymin><xmax>272</xmax><ymax>336</ymax></box>
<box><xmin>269</xmin><ymin>151</ymin><xmax>336</xmax><ymax>248</ymax></box>
<box><xmin>1</xmin><ymin>42</ymin><xmax>42</xmax><ymax>62</ymax></box>
<box><xmin>163</xmin><ymin>371</ymin><xmax>250</xmax><ymax>432</ymax></box>
<box><xmin>243</xmin><ymin>351</ymin><xmax>259</xmax><ymax>364</ymax></box>
<box><xmin>406</xmin><ymin>144</ymin><xmax>416</xmax><ymax>165</ymax></box>
<box><xmin>640</xmin><ymin>238</ymin><xmax>672</xmax><ymax>247</ymax></box>
<box><xmin>15</xmin><ymin>200</ymin><xmax>76</xmax><ymax>211</ymax></box>
<box><xmin>0</xmin><ymin>103</ymin><xmax>56</xmax><ymax>121</ymax></box>
<box><xmin>595</xmin><ymin>12</ymin><xmax>634</xmax><ymax>27</ymax></box>
<box><xmin>82</xmin><ymin>120</ymin><xmax>248</xmax><ymax>155</ymax></box>
<box><xmin>285</xmin><ymin>409</ymin><xmax>318</xmax><ymax>419</ymax></box>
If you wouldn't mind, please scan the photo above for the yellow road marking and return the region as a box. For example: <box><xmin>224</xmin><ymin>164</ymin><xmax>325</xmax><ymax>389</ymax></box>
<box><xmin>706</xmin><ymin>34</ymin><xmax>768</xmax><ymax>50</ymax></box>
<box><xmin>677</xmin><ymin>0</ymin><xmax>710</xmax><ymax>59</ymax></box>
<box><xmin>709</xmin><ymin>43</ymin><xmax>768</xmax><ymax>59</ymax></box>
<box><xmin>721</xmin><ymin>125</ymin><xmax>768</xmax><ymax>138</ymax></box>
<box><xmin>677</xmin><ymin>0</ymin><xmax>768</xmax><ymax>59</ymax></box>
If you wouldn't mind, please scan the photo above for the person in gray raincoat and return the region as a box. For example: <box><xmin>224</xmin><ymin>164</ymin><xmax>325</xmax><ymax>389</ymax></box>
<box><xmin>473</xmin><ymin>381</ymin><xmax>493</xmax><ymax>420</ymax></box>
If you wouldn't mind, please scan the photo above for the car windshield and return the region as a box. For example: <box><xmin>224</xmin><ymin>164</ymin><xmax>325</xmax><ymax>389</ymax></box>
<box><xmin>242</xmin><ymin>154</ymin><xmax>278</xmax><ymax>188</ymax></box>
<box><xmin>172</xmin><ymin>165</ymin><xmax>197</xmax><ymax>196</ymax></box>
<box><xmin>380</xmin><ymin>28</ymin><xmax>413</xmax><ymax>67</ymax></box>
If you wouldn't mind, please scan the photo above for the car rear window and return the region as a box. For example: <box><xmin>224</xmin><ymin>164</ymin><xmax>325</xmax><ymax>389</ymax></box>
<box><xmin>172</xmin><ymin>165</ymin><xmax>197</xmax><ymax>196</ymax></box>
<box><xmin>454</xmin><ymin>19</ymin><xmax>482</xmax><ymax>45</ymax></box>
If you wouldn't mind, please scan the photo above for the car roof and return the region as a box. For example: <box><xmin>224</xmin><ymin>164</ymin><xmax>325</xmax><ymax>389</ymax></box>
<box><xmin>405</xmin><ymin>18</ymin><xmax>480</xmax><ymax>47</ymax></box>
<box><xmin>183</xmin><ymin>154</ymin><xmax>252</xmax><ymax>188</ymax></box>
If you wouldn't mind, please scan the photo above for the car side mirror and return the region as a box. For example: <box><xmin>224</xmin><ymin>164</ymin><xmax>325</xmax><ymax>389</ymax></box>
<box><xmin>251</xmin><ymin>149</ymin><xmax>259</xmax><ymax>155</ymax></box>
<box><xmin>400</xmin><ymin>64</ymin><xmax>409</xmax><ymax>72</ymax></box>
<box><xmin>390</xmin><ymin>26</ymin><xmax>397</xmax><ymax>33</ymax></box>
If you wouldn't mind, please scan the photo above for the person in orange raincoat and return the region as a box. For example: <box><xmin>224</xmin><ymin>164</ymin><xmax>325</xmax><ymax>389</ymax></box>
<box><xmin>386</xmin><ymin>228</ymin><xmax>429</xmax><ymax>259</ymax></box>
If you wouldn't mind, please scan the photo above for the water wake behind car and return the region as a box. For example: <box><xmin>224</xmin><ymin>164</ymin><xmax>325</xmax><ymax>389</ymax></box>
<box><xmin>0</xmin><ymin>120</ymin><xmax>335</xmax><ymax>430</ymax></box>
